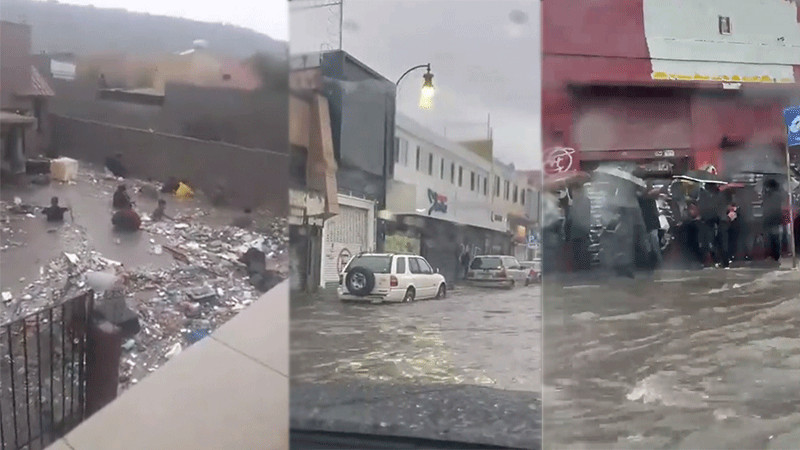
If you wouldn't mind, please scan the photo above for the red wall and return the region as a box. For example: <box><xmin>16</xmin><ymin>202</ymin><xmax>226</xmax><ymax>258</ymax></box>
<box><xmin>542</xmin><ymin>0</ymin><xmax>800</xmax><ymax>173</ymax></box>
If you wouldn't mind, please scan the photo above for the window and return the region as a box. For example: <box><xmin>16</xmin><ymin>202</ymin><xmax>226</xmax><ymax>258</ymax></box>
<box><xmin>513</xmin><ymin>184</ymin><xmax>518</xmax><ymax>203</ymax></box>
<box><xmin>470</xmin><ymin>257</ymin><xmax>502</xmax><ymax>270</ymax></box>
<box><xmin>494</xmin><ymin>176</ymin><xmax>501</xmax><ymax>196</ymax></box>
<box><xmin>409</xmin><ymin>257</ymin><xmax>422</xmax><ymax>274</ymax></box>
<box><xmin>394</xmin><ymin>137</ymin><xmax>400</xmax><ymax>163</ymax></box>
<box><xmin>458</xmin><ymin>166</ymin><xmax>463</xmax><ymax>187</ymax></box>
<box><xmin>440</xmin><ymin>158</ymin><xmax>445</xmax><ymax>179</ymax></box>
<box><xmin>450</xmin><ymin>163</ymin><xmax>455</xmax><ymax>183</ymax></box>
<box><xmin>401</xmin><ymin>139</ymin><xmax>409</xmax><ymax>166</ymax></box>
<box><xmin>418</xmin><ymin>258</ymin><xmax>434</xmax><ymax>274</ymax></box>
<box><xmin>521</xmin><ymin>189</ymin><xmax>526</xmax><ymax>205</ymax></box>
<box><xmin>345</xmin><ymin>255</ymin><xmax>392</xmax><ymax>273</ymax></box>
<box><xmin>428</xmin><ymin>153</ymin><xmax>434</xmax><ymax>175</ymax></box>
<box><xmin>504</xmin><ymin>180</ymin><xmax>510</xmax><ymax>200</ymax></box>
<box><xmin>483</xmin><ymin>177</ymin><xmax>488</xmax><ymax>196</ymax></box>
<box><xmin>470</xmin><ymin>171</ymin><xmax>476</xmax><ymax>191</ymax></box>
<box><xmin>718</xmin><ymin>16</ymin><xmax>731</xmax><ymax>35</ymax></box>
<box><xmin>396</xmin><ymin>257</ymin><xmax>406</xmax><ymax>274</ymax></box>
<box><xmin>416</xmin><ymin>146</ymin><xmax>421</xmax><ymax>171</ymax></box>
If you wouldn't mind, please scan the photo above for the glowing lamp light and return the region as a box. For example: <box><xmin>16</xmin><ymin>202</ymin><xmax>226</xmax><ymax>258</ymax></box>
<box><xmin>419</xmin><ymin>70</ymin><xmax>435</xmax><ymax>110</ymax></box>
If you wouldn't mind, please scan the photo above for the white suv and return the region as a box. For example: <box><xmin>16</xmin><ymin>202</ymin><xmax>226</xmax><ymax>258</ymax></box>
<box><xmin>338</xmin><ymin>253</ymin><xmax>447</xmax><ymax>303</ymax></box>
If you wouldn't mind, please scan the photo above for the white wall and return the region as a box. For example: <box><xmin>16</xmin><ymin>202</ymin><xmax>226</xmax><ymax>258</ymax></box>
<box><xmin>644</xmin><ymin>0</ymin><xmax>800</xmax><ymax>83</ymax></box>
<box><xmin>392</xmin><ymin>114</ymin><xmax>504</xmax><ymax>232</ymax></box>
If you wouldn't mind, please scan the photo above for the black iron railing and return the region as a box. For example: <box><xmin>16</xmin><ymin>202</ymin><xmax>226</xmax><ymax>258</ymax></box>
<box><xmin>0</xmin><ymin>291</ymin><xmax>93</xmax><ymax>450</ymax></box>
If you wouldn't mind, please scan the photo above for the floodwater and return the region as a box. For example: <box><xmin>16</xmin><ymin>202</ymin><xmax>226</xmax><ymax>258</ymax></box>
<box><xmin>291</xmin><ymin>285</ymin><xmax>541</xmax><ymax>391</ymax></box>
<box><xmin>544</xmin><ymin>268</ymin><xmax>800</xmax><ymax>449</ymax></box>
<box><xmin>0</xmin><ymin>167</ymin><xmax>273</xmax><ymax>299</ymax></box>
<box><xmin>290</xmin><ymin>284</ymin><xmax>542</xmax><ymax>448</ymax></box>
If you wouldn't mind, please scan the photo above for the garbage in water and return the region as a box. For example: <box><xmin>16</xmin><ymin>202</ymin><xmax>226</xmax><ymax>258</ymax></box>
<box><xmin>1</xmin><ymin>164</ymin><xmax>288</xmax><ymax>391</ymax></box>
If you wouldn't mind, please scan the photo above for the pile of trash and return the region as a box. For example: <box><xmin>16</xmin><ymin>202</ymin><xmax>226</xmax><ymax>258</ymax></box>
<box><xmin>1</xmin><ymin>168</ymin><xmax>288</xmax><ymax>390</ymax></box>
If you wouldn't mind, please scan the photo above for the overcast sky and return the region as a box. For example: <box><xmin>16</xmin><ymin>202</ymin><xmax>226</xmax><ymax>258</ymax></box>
<box><xmin>290</xmin><ymin>0</ymin><xmax>541</xmax><ymax>169</ymax></box>
<box><xmin>49</xmin><ymin>0</ymin><xmax>289</xmax><ymax>40</ymax></box>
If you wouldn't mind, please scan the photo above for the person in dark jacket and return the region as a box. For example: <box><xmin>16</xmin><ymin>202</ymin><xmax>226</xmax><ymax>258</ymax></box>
<box><xmin>105</xmin><ymin>152</ymin><xmax>127</xmax><ymax>178</ymax></box>
<box><xmin>161</xmin><ymin>176</ymin><xmax>181</xmax><ymax>194</ymax></box>
<box><xmin>112</xmin><ymin>205</ymin><xmax>141</xmax><ymax>231</ymax></box>
<box><xmin>638</xmin><ymin>184</ymin><xmax>662</xmax><ymax>269</ymax></box>
<box><xmin>568</xmin><ymin>185</ymin><xmax>592</xmax><ymax>270</ymax></box>
<box><xmin>112</xmin><ymin>185</ymin><xmax>133</xmax><ymax>209</ymax></box>
<box><xmin>734</xmin><ymin>187</ymin><xmax>756</xmax><ymax>262</ymax></box>
<box><xmin>151</xmin><ymin>199</ymin><xmax>172</xmax><ymax>222</ymax></box>
<box><xmin>459</xmin><ymin>246</ymin><xmax>471</xmax><ymax>279</ymax></box>
<box><xmin>762</xmin><ymin>179</ymin><xmax>784</xmax><ymax>262</ymax></box>
<box><xmin>697</xmin><ymin>184</ymin><xmax>722</xmax><ymax>266</ymax></box>
<box><xmin>41</xmin><ymin>196</ymin><xmax>69</xmax><ymax>222</ymax></box>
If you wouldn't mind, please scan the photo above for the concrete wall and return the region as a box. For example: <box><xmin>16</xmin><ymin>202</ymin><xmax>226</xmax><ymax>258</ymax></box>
<box><xmin>50</xmin><ymin>115</ymin><xmax>288</xmax><ymax>214</ymax></box>
<box><xmin>48</xmin><ymin>79</ymin><xmax>288</xmax><ymax>153</ymax></box>
<box><xmin>643</xmin><ymin>0</ymin><xmax>800</xmax><ymax>83</ymax></box>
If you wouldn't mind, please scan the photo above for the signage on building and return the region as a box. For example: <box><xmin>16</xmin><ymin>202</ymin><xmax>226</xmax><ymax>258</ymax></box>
<box><xmin>426</xmin><ymin>189</ymin><xmax>448</xmax><ymax>215</ymax></box>
<box><xmin>654</xmin><ymin>150</ymin><xmax>675</xmax><ymax>158</ymax></box>
<box><xmin>543</xmin><ymin>147</ymin><xmax>577</xmax><ymax>175</ymax></box>
<box><xmin>785</xmin><ymin>106</ymin><xmax>800</xmax><ymax>147</ymax></box>
<box><xmin>640</xmin><ymin>160</ymin><xmax>674</xmax><ymax>175</ymax></box>
<box><xmin>527</xmin><ymin>234</ymin><xmax>539</xmax><ymax>249</ymax></box>
<box><xmin>491</xmin><ymin>213</ymin><xmax>504</xmax><ymax>223</ymax></box>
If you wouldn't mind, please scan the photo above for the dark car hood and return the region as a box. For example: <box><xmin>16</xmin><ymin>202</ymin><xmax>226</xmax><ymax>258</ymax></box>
<box><xmin>290</xmin><ymin>382</ymin><xmax>541</xmax><ymax>449</ymax></box>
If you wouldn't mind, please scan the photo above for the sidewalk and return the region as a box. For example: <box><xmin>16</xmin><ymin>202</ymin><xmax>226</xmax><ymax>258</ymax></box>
<box><xmin>48</xmin><ymin>281</ymin><xmax>289</xmax><ymax>450</ymax></box>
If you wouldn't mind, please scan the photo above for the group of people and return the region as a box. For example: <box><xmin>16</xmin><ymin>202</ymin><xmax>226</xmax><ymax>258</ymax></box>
<box><xmin>548</xmin><ymin>175</ymin><xmax>796</xmax><ymax>277</ymax></box>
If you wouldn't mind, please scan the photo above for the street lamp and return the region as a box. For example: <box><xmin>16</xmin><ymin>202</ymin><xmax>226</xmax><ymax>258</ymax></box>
<box><xmin>396</xmin><ymin>63</ymin><xmax>435</xmax><ymax>110</ymax></box>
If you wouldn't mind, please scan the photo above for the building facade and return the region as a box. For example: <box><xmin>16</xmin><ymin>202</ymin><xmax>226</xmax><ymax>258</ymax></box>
<box><xmin>292</xmin><ymin>51</ymin><xmax>396</xmax><ymax>287</ymax></box>
<box><xmin>542</xmin><ymin>0</ymin><xmax>800</xmax><ymax>176</ymax></box>
<box><xmin>1</xmin><ymin>21</ymin><xmax>55</xmax><ymax>177</ymax></box>
<box><xmin>387</xmin><ymin>113</ymin><xmax>513</xmax><ymax>285</ymax></box>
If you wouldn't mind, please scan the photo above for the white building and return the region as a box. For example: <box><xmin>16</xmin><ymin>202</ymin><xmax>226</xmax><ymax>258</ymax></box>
<box><xmin>387</xmin><ymin>113</ymin><xmax>509</xmax><ymax>284</ymax></box>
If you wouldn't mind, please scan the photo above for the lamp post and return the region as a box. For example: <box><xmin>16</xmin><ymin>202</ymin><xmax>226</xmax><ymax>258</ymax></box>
<box><xmin>396</xmin><ymin>63</ymin><xmax>435</xmax><ymax>110</ymax></box>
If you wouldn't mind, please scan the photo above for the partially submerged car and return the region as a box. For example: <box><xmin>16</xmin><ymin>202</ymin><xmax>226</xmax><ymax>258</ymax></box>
<box><xmin>466</xmin><ymin>255</ymin><xmax>528</xmax><ymax>288</ymax></box>
<box><xmin>338</xmin><ymin>253</ymin><xmax>447</xmax><ymax>303</ymax></box>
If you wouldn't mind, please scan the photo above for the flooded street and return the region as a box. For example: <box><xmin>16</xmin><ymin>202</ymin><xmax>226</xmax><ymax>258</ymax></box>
<box><xmin>290</xmin><ymin>285</ymin><xmax>542</xmax><ymax>448</ymax></box>
<box><xmin>544</xmin><ymin>268</ymin><xmax>800</xmax><ymax>449</ymax></box>
<box><xmin>291</xmin><ymin>285</ymin><xmax>541</xmax><ymax>391</ymax></box>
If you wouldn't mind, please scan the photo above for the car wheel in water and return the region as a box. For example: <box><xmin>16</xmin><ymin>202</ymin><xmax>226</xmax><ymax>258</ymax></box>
<box><xmin>403</xmin><ymin>287</ymin><xmax>415</xmax><ymax>303</ymax></box>
<box><xmin>435</xmin><ymin>284</ymin><xmax>446</xmax><ymax>299</ymax></box>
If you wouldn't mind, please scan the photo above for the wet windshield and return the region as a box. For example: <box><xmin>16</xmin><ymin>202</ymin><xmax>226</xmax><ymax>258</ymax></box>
<box><xmin>541</xmin><ymin>0</ymin><xmax>800</xmax><ymax>447</ymax></box>
<box><xmin>345</xmin><ymin>255</ymin><xmax>392</xmax><ymax>273</ymax></box>
<box><xmin>470</xmin><ymin>257</ymin><xmax>503</xmax><ymax>270</ymax></box>
<box><xmin>289</xmin><ymin>0</ymin><xmax>541</xmax><ymax>447</ymax></box>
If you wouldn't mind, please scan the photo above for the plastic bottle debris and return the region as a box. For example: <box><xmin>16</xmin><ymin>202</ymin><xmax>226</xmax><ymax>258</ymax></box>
<box><xmin>165</xmin><ymin>343</ymin><xmax>182</xmax><ymax>359</ymax></box>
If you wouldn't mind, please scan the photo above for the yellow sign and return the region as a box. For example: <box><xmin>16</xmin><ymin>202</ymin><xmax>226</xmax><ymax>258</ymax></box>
<box><xmin>652</xmin><ymin>72</ymin><xmax>794</xmax><ymax>84</ymax></box>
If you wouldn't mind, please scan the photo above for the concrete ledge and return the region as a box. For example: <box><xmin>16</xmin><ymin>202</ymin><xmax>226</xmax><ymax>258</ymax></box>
<box><xmin>51</xmin><ymin>281</ymin><xmax>289</xmax><ymax>450</ymax></box>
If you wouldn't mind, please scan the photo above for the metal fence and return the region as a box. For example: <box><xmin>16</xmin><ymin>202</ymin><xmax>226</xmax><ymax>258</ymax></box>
<box><xmin>0</xmin><ymin>291</ymin><xmax>94</xmax><ymax>450</ymax></box>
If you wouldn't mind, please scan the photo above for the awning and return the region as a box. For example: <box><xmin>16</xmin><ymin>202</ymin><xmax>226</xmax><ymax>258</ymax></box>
<box><xmin>0</xmin><ymin>111</ymin><xmax>36</xmax><ymax>125</ymax></box>
<box><xmin>15</xmin><ymin>66</ymin><xmax>55</xmax><ymax>97</ymax></box>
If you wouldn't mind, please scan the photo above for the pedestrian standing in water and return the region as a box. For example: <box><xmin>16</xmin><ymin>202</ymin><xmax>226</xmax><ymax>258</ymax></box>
<box><xmin>41</xmin><ymin>196</ymin><xmax>69</xmax><ymax>222</ymax></box>
<box><xmin>113</xmin><ymin>184</ymin><xmax>133</xmax><ymax>209</ymax></box>
<box><xmin>568</xmin><ymin>185</ymin><xmax>592</xmax><ymax>271</ymax></box>
<box><xmin>637</xmin><ymin>183</ymin><xmax>662</xmax><ymax>269</ymax></box>
<box><xmin>762</xmin><ymin>179</ymin><xmax>784</xmax><ymax>262</ymax></box>
<box><xmin>460</xmin><ymin>246</ymin><xmax>471</xmax><ymax>279</ymax></box>
<box><xmin>151</xmin><ymin>199</ymin><xmax>172</xmax><ymax>222</ymax></box>
<box><xmin>697</xmin><ymin>183</ymin><xmax>721</xmax><ymax>267</ymax></box>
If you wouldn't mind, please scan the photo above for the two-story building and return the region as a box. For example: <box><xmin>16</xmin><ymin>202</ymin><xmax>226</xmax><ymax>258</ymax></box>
<box><xmin>542</xmin><ymin>0</ymin><xmax>800</xmax><ymax>177</ymax></box>
<box><xmin>386</xmin><ymin>113</ymin><xmax>509</xmax><ymax>284</ymax></box>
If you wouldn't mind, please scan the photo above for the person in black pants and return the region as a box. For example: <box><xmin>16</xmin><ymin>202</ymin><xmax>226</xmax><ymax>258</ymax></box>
<box><xmin>762</xmin><ymin>179</ymin><xmax>784</xmax><ymax>262</ymax></box>
<box><xmin>568</xmin><ymin>185</ymin><xmax>592</xmax><ymax>271</ymax></box>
